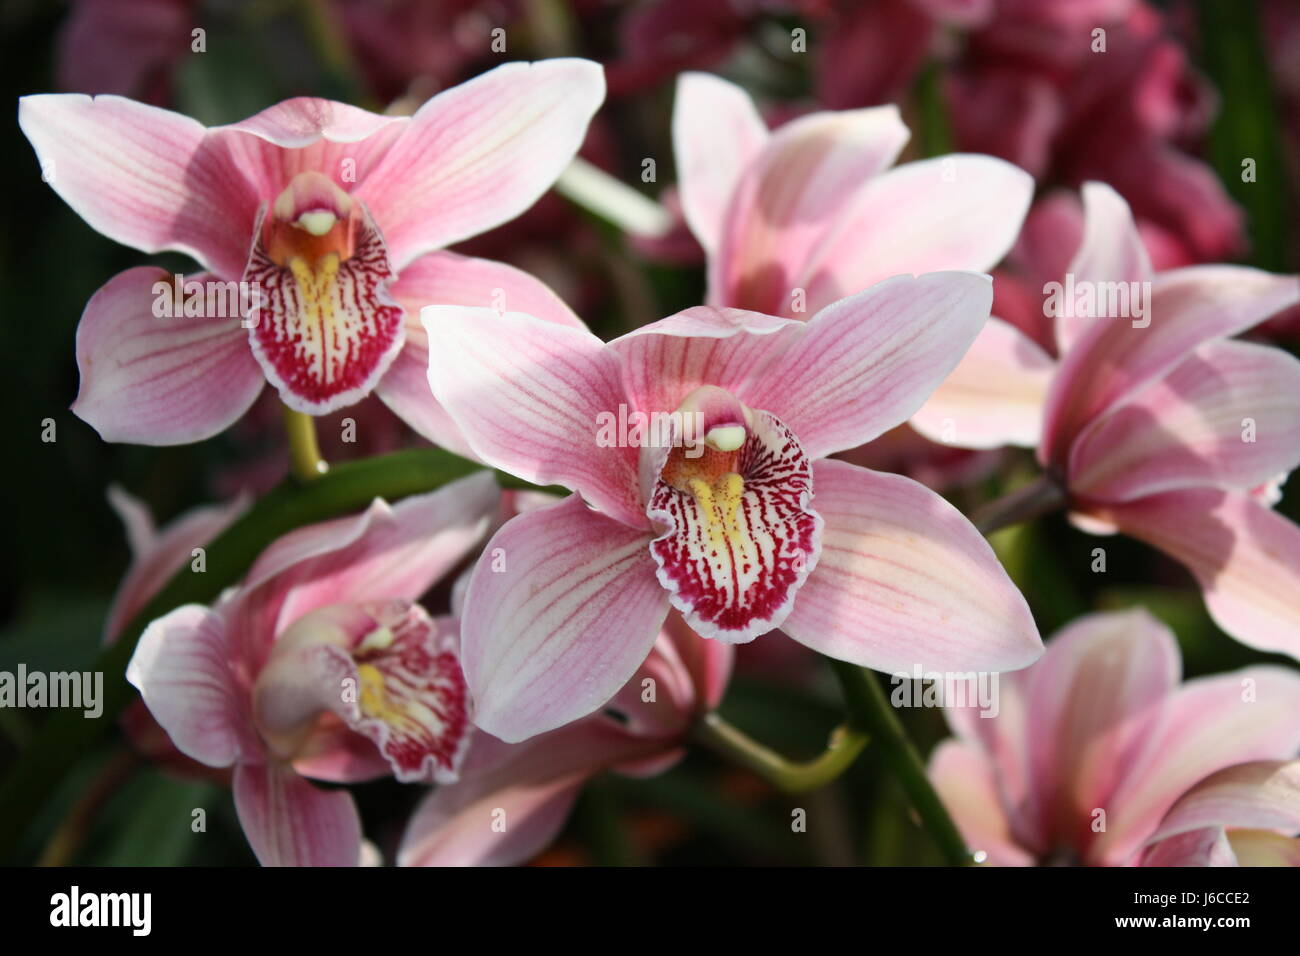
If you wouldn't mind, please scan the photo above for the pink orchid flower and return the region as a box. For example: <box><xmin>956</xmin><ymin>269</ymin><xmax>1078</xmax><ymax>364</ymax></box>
<box><xmin>913</xmin><ymin>182</ymin><xmax>1300</xmax><ymax>659</ymax></box>
<box><xmin>671</xmin><ymin>71</ymin><xmax>1034</xmax><ymax>319</ymax></box>
<box><xmin>399</xmin><ymin>610</ymin><xmax>731</xmax><ymax>867</ymax></box>
<box><xmin>423</xmin><ymin>271</ymin><xmax>1042</xmax><ymax>742</ymax></box>
<box><xmin>19</xmin><ymin>59</ymin><xmax>600</xmax><ymax>447</ymax></box>
<box><xmin>126</xmin><ymin>473</ymin><xmax>498</xmax><ymax>866</ymax></box>
<box><xmin>931</xmin><ymin>609</ymin><xmax>1300</xmax><ymax>866</ymax></box>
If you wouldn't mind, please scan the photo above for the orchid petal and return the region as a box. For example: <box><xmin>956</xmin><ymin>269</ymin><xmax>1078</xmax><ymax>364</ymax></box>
<box><xmin>261</xmin><ymin>475</ymin><xmax>496</xmax><ymax>640</ymax></box>
<box><xmin>608</xmin><ymin>306</ymin><xmax>803</xmax><ymax>418</ymax></box>
<box><xmin>1095</xmin><ymin>665</ymin><xmax>1300</xmax><ymax>864</ymax></box>
<box><xmin>379</xmin><ymin>250</ymin><xmax>582</xmax><ymax>452</ymax></box>
<box><xmin>1054</xmin><ymin>181</ymin><xmax>1152</xmax><ymax>352</ymax></box>
<box><xmin>423</xmin><ymin>306</ymin><xmax>644</xmax><ymax>528</ymax></box>
<box><xmin>126</xmin><ymin>604</ymin><xmax>251</xmax><ymax>767</ymax></box>
<box><xmin>1149</xmin><ymin>760</ymin><xmax>1300</xmax><ymax>845</ymax></box>
<box><xmin>781</xmin><ymin>460</ymin><xmax>1041</xmax><ymax>672</ymax></box>
<box><xmin>672</xmin><ymin>72</ymin><xmax>768</xmax><ymax>255</ymax></box>
<box><xmin>355</xmin><ymin>59</ymin><xmax>605</xmax><ymax>270</ymax></box>
<box><xmin>233</xmin><ymin>761</ymin><xmax>362</xmax><ymax>867</ymax></box>
<box><xmin>18</xmin><ymin>94</ymin><xmax>251</xmax><ymax>277</ymax></box>
<box><xmin>1069</xmin><ymin>339</ymin><xmax>1300</xmax><ymax>501</ymax></box>
<box><xmin>712</xmin><ymin>105</ymin><xmax>910</xmax><ymax>314</ymax></box>
<box><xmin>72</xmin><ymin>267</ymin><xmax>264</xmax><ymax>445</ymax></box>
<box><xmin>911</xmin><ymin>315</ymin><xmax>1056</xmax><ymax>449</ymax></box>
<box><xmin>1140</xmin><ymin>827</ymin><xmax>1238</xmax><ymax>866</ymax></box>
<box><xmin>799</xmin><ymin>155</ymin><xmax>1034</xmax><ymax>313</ymax></box>
<box><xmin>929</xmin><ymin>739</ymin><xmax>1035</xmax><ymax>866</ymax></box>
<box><xmin>1019</xmin><ymin>610</ymin><xmax>1181</xmax><ymax>857</ymax></box>
<box><xmin>1043</xmin><ymin>264</ymin><xmax>1300</xmax><ymax>464</ymax></box>
<box><xmin>744</xmin><ymin>273</ymin><xmax>994</xmax><ymax>459</ymax></box>
<box><xmin>459</xmin><ymin>496</ymin><xmax>668</xmax><ymax>742</ymax></box>
<box><xmin>1091</xmin><ymin>489</ymin><xmax>1300</xmax><ymax>660</ymax></box>
<box><xmin>105</xmin><ymin>488</ymin><xmax>246</xmax><ymax>641</ymax></box>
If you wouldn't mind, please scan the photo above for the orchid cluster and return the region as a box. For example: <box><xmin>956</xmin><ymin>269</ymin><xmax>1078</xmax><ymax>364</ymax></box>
<box><xmin>7</xmin><ymin>2</ymin><xmax>1300</xmax><ymax>870</ymax></box>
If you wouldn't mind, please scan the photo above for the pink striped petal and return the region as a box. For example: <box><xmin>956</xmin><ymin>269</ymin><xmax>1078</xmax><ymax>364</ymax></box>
<box><xmin>648</xmin><ymin>408</ymin><xmax>820</xmax><ymax>642</ymax></box>
<box><xmin>1095</xmin><ymin>665</ymin><xmax>1300</xmax><ymax>864</ymax></box>
<box><xmin>105</xmin><ymin>488</ymin><xmax>247</xmax><ymax>641</ymax></box>
<box><xmin>929</xmin><ymin>739</ymin><xmax>1035</xmax><ymax>866</ymax></box>
<box><xmin>781</xmin><ymin>460</ymin><xmax>1041</xmax><ymax>672</ymax></box>
<box><xmin>423</xmin><ymin>306</ymin><xmax>644</xmax><ymax>528</ymax></box>
<box><xmin>1019</xmin><ymin>610</ymin><xmax>1181</xmax><ymax>858</ymax></box>
<box><xmin>227</xmin><ymin>476</ymin><xmax>496</xmax><ymax>671</ymax></box>
<box><xmin>208</xmin><ymin>98</ymin><xmax>408</xmax><ymax>209</ymax></box>
<box><xmin>396</xmin><ymin>716</ymin><xmax>659</xmax><ymax>866</ymax></box>
<box><xmin>73</xmin><ymin>267</ymin><xmax>264</xmax><ymax>445</ymax></box>
<box><xmin>258</xmin><ymin>475</ymin><xmax>496</xmax><ymax>645</ymax></box>
<box><xmin>355</xmin><ymin>59</ymin><xmax>605</xmax><ymax>270</ymax></box>
<box><xmin>608</xmin><ymin>306</ymin><xmax>803</xmax><ymax>418</ymax></box>
<box><xmin>379</xmin><ymin>250</ymin><xmax>582</xmax><ymax>452</ymax></box>
<box><xmin>743</xmin><ymin>273</ymin><xmax>994</xmax><ymax>460</ymax></box>
<box><xmin>1140</xmin><ymin>827</ymin><xmax>1237</xmax><ymax>866</ymax></box>
<box><xmin>1069</xmin><ymin>339</ymin><xmax>1300</xmax><ymax>501</ymax></box>
<box><xmin>1054</xmin><ymin>182</ymin><xmax>1152</xmax><ymax>352</ymax></box>
<box><xmin>672</xmin><ymin>72</ymin><xmax>768</xmax><ymax>255</ymax></box>
<box><xmin>459</xmin><ymin>496</ymin><xmax>669</xmax><ymax>742</ymax></box>
<box><xmin>18</xmin><ymin>94</ymin><xmax>252</xmax><ymax>277</ymax></box>
<box><xmin>911</xmin><ymin>315</ymin><xmax>1056</xmax><ymax>449</ymax></box>
<box><xmin>1149</xmin><ymin>760</ymin><xmax>1300</xmax><ymax>845</ymax></box>
<box><xmin>233</xmin><ymin>761</ymin><xmax>362</xmax><ymax>867</ymax></box>
<box><xmin>400</xmin><ymin>773</ymin><xmax>585</xmax><ymax>867</ymax></box>
<box><xmin>798</xmin><ymin>156</ymin><xmax>1034</xmax><ymax>314</ymax></box>
<box><xmin>126</xmin><ymin>604</ymin><xmax>252</xmax><ymax>767</ymax></box>
<box><xmin>1091</xmin><ymin>489</ymin><xmax>1300</xmax><ymax>659</ymax></box>
<box><xmin>712</xmin><ymin>106</ymin><xmax>910</xmax><ymax>314</ymax></box>
<box><xmin>1044</xmin><ymin>264</ymin><xmax>1300</xmax><ymax>465</ymax></box>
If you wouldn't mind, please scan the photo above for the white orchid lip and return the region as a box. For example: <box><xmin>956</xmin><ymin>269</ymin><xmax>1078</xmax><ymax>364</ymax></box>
<box><xmin>648</xmin><ymin>387</ymin><xmax>821</xmax><ymax>643</ymax></box>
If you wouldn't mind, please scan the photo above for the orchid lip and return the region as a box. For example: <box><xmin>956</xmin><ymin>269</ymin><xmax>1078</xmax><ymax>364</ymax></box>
<box><xmin>252</xmin><ymin>600</ymin><xmax>469</xmax><ymax>783</ymax></box>
<box><xmin>647</xmin><ymin>390</ymin><xmax>822</xmax><ymax>643</ymax></box>
<box><xmin>243</xmin><ymin>170</ymin><xmax>405</xmax><ymax>416</ymax></box>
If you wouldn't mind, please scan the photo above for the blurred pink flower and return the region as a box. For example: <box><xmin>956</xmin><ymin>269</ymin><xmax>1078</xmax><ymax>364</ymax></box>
<box><xmin>914</xmin><ymin>183</ymin><xmax>1300</xmax><ymax>658</ymax></box>
<box><xmin>931</xmin><ymin>609</ymin><xmax>1300</xmax><ymax>866</ymax></box>
<box><xmin>425</xmin><ymin>272</ymin><xmax>1041</xmax><ymax>742</ymax></box>
<box><xmin>945</xmin><ymin>1</ymin><xmax>1242</xmax><ymax>264</ymax></box>
<box><xmin>399</xmin><ymin>611</ymin><xmax>731</xmax><ymax>866</ymax></box>
<box><xmin>672</xmin><ymin>72</ymin><xmax>1033</xmax><ymax>318</ymax></box>
<box><xmin>56</xmin><ymin>0</ymin><xmax>193</xmax><ymax>104</ymax></box>
<box><xmin>126</xmin><ymin>474</ymin><xmax>498</xmax><ymax>865</ymax></box>
<box><xmin>20</xmin><ymin>60</ymin><xmax>601</xmax><ymax>446</ymax></box>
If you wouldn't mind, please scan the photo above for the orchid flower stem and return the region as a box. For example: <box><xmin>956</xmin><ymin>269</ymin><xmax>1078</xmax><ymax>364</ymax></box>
<box><xmin>555</xmin><ymin>157</ymin><xmax>674</xmax><ymax>238</ymax></box>
<box><xmin>38</xmin><ymin>747</ymin><xmax>139</xmax><ymax>867</ymax></box>
<box><xmin>972</xmin><ymin>473</ymin><xmax>1067</xmax><ymax>536</ymax></box>
<box><xmin>690</xmin><ymin>712</ymin><xmax>869</xmax><ymax>793</ymax></box>
<box><xmin>283</xmin><ymin>405</ymin><xmax>328</xmax><ymax>482</ymax></box>
<box><xmin>828</xmin><ymin>659</ymin><xmax>975</xmax><ymax>866</ymax></box>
